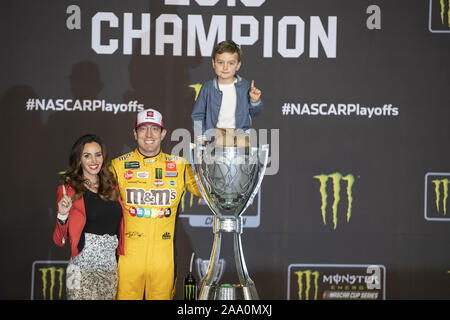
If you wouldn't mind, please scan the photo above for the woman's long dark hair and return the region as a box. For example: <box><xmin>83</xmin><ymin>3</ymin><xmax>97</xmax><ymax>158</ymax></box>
<box><xmin>60</xmin><ymin>134</ymin><xmax>119</xmax><ymax>201</ymax></box>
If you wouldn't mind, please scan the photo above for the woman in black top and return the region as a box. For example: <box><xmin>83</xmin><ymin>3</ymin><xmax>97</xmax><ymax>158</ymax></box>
<box><xmin>54</xmin><ymin>134</ymin><xmax>125</xmax><ymax>300</ymax></box>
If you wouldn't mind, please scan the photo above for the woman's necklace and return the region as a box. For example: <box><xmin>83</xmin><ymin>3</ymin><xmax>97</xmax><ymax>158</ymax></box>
<box><xmin>83</xmin><ymin>178</ymin><xmax>99</xmax><ymax>188</ymax></box>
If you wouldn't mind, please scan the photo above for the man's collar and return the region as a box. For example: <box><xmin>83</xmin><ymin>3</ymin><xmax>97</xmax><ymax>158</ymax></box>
<box><xmin>135</xmin><ymin>148</ymin><xmax>163</xmax><ymax>160</ymax></box>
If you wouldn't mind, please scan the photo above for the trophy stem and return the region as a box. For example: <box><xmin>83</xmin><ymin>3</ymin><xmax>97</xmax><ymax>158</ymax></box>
<box><xmin>198</xmin><ymin>216</ymin><xmax>259</xmax><ymax>300</ymax></box>
<box><xmin>233</xmin><ymin>227</ymin><xmax>259</xmax><ymax>300</ymax></box>
<box><xmin>234</xmin><ymin>232</ymin><xmax>249</xmax><ymax>285</ymax></box>
<box><xmin>198</xmin><ymin>222</ymin><xmax>223</xmax><ymax>300</ymax></box>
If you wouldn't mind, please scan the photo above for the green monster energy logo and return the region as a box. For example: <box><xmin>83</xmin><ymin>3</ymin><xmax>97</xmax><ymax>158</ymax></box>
<box><xmin>155</xmin><ymin>168</ymin><xmax>163</xmax><ymax>179</ymax></box>
<box><xmin>314</xmin><ymin>173</ymin><xmax>355</xmax><ymax>229</ymax></box>
<box><xmin>181</xmin><ymin>192</ymin><xmax>201</xmax><ymax>212</ymax></box>
<box><xmin>184</xmin><ymin>284</ymin><xmax>197</xmax><ymax>300</ymax></box>
<box><xmin>439</xmin><ymin>0</ymin><xmax>450</xmax><ymax>26</ymax></box>
<box><xmin>432</xmin><ymin>179</ymin><xmax>449</xmax><ymax>215</ymax></box>
<box><xmin>39</xmin><ymin>267</ymin><xmax>64</xmax><ymax>300</ymax></box>
<box><xmin>295</xmin><ymin>270</ymin><xmax>319</xmax><ymax>300</ymax></box>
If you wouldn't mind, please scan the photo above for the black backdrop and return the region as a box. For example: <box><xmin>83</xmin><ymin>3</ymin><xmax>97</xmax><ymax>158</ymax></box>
<box><xmin>1</xmin><ymin>0</ymin><xmax>450</xmax><ymax>300</ymax></box>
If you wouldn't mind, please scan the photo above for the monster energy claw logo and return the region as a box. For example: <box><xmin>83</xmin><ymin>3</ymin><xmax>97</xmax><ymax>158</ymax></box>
<box><xmin>439</xmin><ymin>0</ymin><xmax>450</xmax><ymax>26</ymax></box>
<box><xmin>295</xmin><ymin>270</ymin><xmax>319</xmax><ymax>300</ymax></box>
<box><xmin>432</xmin><ymin>178</ymin><xmax>449</xmax><ymax>215</ymax></box>
<box><xmin>39</xmin><ymin>267</ymin><xmax>65</xmax><ymax>300</ymax></box>
<box><xmin>314</xmin><ymin>173</ymin><xmax>355</xmax><ymax>229</ymax></box>
<box><xmin>185</xmin><ymin>284</ymin><xmax>197</xmax><ymax>300</ymax></box>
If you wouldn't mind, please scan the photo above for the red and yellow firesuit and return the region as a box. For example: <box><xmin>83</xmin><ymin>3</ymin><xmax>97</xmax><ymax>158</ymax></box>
<box><xmin>111</xmin><ymin>149</ymin><xmax>201</xmax><ymax>300</ymax></box>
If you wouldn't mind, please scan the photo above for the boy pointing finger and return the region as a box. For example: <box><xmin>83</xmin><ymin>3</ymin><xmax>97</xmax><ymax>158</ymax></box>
<box><xmin>249</xmin><ymin>80</ymin><xmax>262</xmax><ymax>103</ymax></box>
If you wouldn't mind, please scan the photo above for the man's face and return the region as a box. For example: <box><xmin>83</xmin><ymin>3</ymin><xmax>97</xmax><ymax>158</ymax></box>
<box><xmin>134</xmin><ymin>124</ymin><xmax>166</xmax><ymax>157</ymax></box>
<box><xmin>212</xmin><ymin>52</ymin><xmax>241</xmax><ymax>84</ymax></box>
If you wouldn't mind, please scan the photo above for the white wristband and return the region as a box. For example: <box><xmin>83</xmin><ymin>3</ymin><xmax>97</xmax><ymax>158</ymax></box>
<box><xmin>57</xmin><ymin>213</ymin><xmax>68</xmax><ymax>221</ymax></box>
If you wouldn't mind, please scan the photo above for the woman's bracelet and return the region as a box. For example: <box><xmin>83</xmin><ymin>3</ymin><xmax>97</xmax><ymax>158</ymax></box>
<box><xmin>57</xmin><ymin>212</ymin><xmax>68</xmax><ymax>225</ymax></box>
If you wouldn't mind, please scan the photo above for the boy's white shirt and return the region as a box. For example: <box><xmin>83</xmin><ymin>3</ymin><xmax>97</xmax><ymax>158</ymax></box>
<box><xmin>216</xmin><ymin>79</ymin><xmax>237</xmax><ymax>129</ymax></box>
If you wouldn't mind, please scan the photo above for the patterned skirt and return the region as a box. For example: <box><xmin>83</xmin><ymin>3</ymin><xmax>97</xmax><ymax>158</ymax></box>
<box><xmin>66</xmin><ymin>232</ymin><xmax>118</xmax><ymax>300</ymax></box>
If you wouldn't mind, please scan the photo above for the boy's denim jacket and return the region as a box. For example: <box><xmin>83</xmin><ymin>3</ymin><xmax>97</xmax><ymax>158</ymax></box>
<box><xmin>191</xmin><ymin>75</ymin><xmax>263</xmax><ymax>134</ymax></box>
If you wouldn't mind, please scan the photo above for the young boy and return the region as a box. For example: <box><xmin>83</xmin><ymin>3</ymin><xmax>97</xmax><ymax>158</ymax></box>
<box><xmin>191</xmin><ymin>40</ymin><xmax>263</xmax><ymax>145</ymax></box>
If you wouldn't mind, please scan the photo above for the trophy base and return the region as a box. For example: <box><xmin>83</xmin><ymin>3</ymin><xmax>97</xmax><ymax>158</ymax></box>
<box><xmin>198</xmin><ymin>283</ymin><xmax>259</xmax><ymax>300</ymax></box>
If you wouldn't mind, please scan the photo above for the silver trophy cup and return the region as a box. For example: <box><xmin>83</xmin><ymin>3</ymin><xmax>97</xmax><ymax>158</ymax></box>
<box><xmin>190</xmin><ymin>134</ymin><xmax>269</xmax><ymax>300</ymax></box>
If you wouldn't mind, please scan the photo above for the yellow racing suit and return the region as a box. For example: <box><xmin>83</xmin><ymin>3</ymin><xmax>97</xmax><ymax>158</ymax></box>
<box><xmin>111</xmin><ymin>149</ymin><xmax>201</xmax><ymax>300</ymax></box>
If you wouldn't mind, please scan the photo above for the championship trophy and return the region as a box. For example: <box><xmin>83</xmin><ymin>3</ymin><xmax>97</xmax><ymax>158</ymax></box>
<box><xmin>189</xmin><ymin>130</ymin><xmax>269</xmax><ymax>300</ymax></box>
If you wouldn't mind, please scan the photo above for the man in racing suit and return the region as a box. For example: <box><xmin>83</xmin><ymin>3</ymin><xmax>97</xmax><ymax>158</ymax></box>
<box><xmin>111</xmin><ymin>108</ymin><xmax>201</xmax><ymax>300</ymax></box>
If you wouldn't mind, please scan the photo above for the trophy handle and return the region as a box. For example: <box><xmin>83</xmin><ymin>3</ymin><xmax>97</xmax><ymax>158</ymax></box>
<box><xmin>190</xmin><ymin>142</ymin><xmax>226</xmax><ymax>299</ymax></box>
<box><xmin>231</xmin><ymin>144</ymin><xmax>268</xmax><ymax>298</ymax></box>
<box><xmin>189</xmin><ymin>142</ymin><xmax>222</xmax><ymax>216</ymax></box>
<box><xmin>237</xmin><ymin>144</ymin><xmax>270</xmax><ymax>217</ymax></box>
